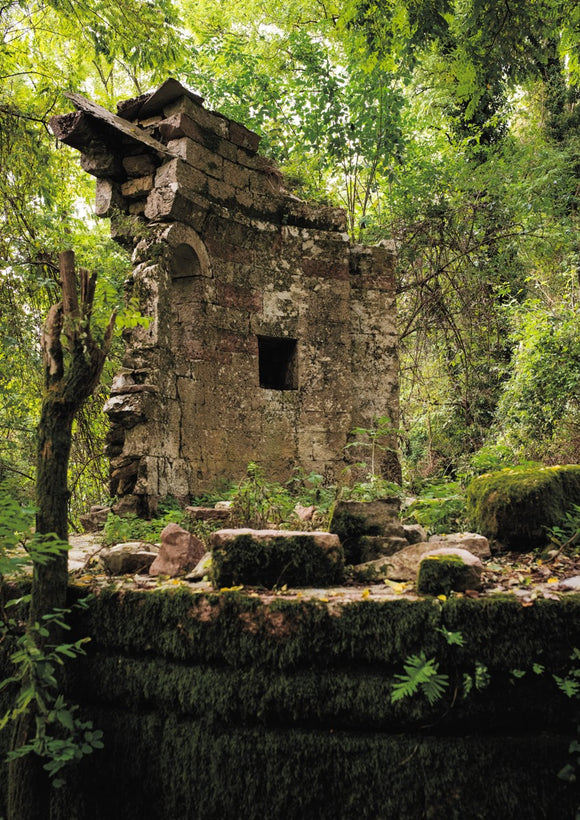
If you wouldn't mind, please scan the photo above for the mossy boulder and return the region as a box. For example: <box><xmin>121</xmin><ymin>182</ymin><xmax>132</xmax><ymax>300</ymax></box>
<box><xmin>210</xmin><ymin>529</ymin><xmax>345</xmax><ymax>588</ymax></box>
<box><xmin>466</xmin><ymin>465</ymin><xmax>580</xmax><ymax>550</ymax></box>
<box><xmin>416</xmin><ymin>550</ymin><xmax>483</xmax><ymax>596</ymax></box>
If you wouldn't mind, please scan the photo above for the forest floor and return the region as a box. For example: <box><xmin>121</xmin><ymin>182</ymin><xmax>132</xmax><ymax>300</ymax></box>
<box><xmin>68</xmin><ymin>533</ymin><xmax>580</xmax><ymax>604</ymax></box>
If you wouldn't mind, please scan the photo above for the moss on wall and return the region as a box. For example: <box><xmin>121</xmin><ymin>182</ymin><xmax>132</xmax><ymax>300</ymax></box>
<box><xmin>2</xmin><ymin>584</ymin><xmax>580</xmax><ymax>818</ymax></box>
<box><xmin>39</xmin><ymin>716</ymin><xmax>578</xmax><ymax>819</ymax></box>
<box><xmin>466</xmin><ymin>464</ymin><xmax>580</xmax><ymax>549</ymax></box>
<box><xmin>71</xmin><ymin>587</ymin><xmax>580</xmax><ymax>671</ymax></box>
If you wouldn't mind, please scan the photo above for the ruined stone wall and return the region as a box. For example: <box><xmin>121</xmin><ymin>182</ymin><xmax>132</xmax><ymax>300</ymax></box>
<box><xmin>50</xmin><ymin>81</ymin><xmax>398</xmax><ymax>513</ymax></box>
<box><xmin>2</xmin><ymin>588</ymin><xmax>578</xmax><ymax>819</ymax></box>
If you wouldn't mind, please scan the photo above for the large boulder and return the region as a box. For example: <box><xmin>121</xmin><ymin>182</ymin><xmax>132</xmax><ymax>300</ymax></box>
<box><xmin>149</xmin><ymin>523</ymin><xmax>205</xmax><ymax>577</ymax></box>
<box><xmin>210</xmin><ymin>529</ymin><xmax>344</xmax><ymax>588</ymax></box>
<box><xmin>467</xmin><ymin>465</ymin><xmax>580</xmax><ymax>550</ymax></box>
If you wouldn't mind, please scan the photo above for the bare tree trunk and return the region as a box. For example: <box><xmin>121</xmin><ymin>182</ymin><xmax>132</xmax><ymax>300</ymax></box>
<box><xmin>7</xmin><ymin>251</ymin><xmax>115</xmax><ymax>820</ymax></box>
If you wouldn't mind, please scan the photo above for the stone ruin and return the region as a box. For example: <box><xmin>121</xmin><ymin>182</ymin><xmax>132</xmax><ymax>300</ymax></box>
<box><xmin>50</xmin><ymin>79</ymin><xmax>399</xmax><ymax>515</ymax></box>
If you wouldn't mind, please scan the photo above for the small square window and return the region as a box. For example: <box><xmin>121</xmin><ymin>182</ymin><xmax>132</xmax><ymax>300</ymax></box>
<box><xmin>258</xmin><ymin>336</ymin><xmax>298</xmax><ymax>390</ymax></box>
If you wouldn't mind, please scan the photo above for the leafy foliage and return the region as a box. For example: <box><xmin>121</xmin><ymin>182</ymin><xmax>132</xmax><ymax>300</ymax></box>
<box><xmin>0</xmin><ymin>487</ymin><xmax>102</xmax><ymax>787</ymax></box>
<box><xmin>548</xmin><ymin>504</ymin><xmax>580</xmax><ymax>555</ymax></box>
<box><xmin>1</xmin><ymin>605</ymin><xmax>103</xmax><ymax>788</ymax></box>
<box><xmin>229</xmin><ymin>463</ymin><xmax>295</xmax><ymax>529</ymax></box>
<box><xmin>403</xmin><ymin>480</ymin><xmax>467</xmax><ymax>535</ymax></box>
<box><xmin>102</xmin><ymin>506</ymin><xmax>188</xmax><ymax>547</ymax></box>
<box><xmin>390</xmin><ymin>651</ymin><xmax>449</xmax><ymax>706</ymax></box>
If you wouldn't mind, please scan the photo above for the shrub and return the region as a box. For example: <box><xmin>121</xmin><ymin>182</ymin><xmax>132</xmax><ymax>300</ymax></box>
<box><xmin>229</xmin><ymin>463</ymin><xmax>295</xmax><ymax>528</ymax></box>
<box><xmin>403</xmin><ymin>481</ymin><xmax>467</xmax><ymax>535</ymax></box>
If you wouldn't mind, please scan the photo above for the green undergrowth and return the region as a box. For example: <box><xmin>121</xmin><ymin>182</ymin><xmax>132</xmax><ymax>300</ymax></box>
<box><xmin>402</xmin><ymin>480</ymin><xmax>467</xmax><ymax>535</ymax></box>
<box><xmin>102</xmin><ymin>504</ymin><xmax>189</xmax><ymax>547</ymax></box>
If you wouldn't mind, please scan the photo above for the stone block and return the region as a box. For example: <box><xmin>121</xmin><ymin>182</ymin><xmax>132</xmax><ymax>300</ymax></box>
<box><xmin>403</xmin><ymin>524</ymin><xmax>428</xmax><ymax>544</ymax></box>
<box><xmin>228</xmin><ymin>120</ymin><xmax>260</xmax><ymax>153</ymax></box>
<box><xmin>467</xmin><ymin>465</ymin><xmax>580</xmax><ymax>550</ymax></box>
<box><xmin>222</xmin><ymin>159</ymin><xmax>251</xmax><ymax>189</ymax></box>
<box><xmin>100</xmin><ymin>542</ymin><xmax>158</xmax><ymax>575</ymax></box>
<box><xmin>249</xmin><ymin>169</ymin><xmax>282</xmax><ymax>195</ymax></box>
<box><xmin>149</xmin><ymin>523</ymin><xmax>205</xmax><ymax>577</ymax></box>
<box><xmin>427</xmin><ymin>533</ymin><xmax>491</xmax><ymax>559</ymax></box>
<box><xmin>357</xmin><ymin>534</ymin><xmax>409</xmax><ymax>560</ymax></box>
<box><xmin>207</xmin><ymin>176</ymin><xmax>236</xmax><ymax>203</ymax></box>
<box><xmin>163</xmin><ymin>96</ymin><xmax>229</xmax><ymax>137</ymax></box>
<box><xmin>95</xmin><ymin>179</ymin><xmax>125</xmax><ymax>217</ymax></box>
<box><xmin>416</xmin><ymin>549</ymin><xmax>484</xmax><ymax>595</ymax></box>
<box><xmin>165</xmin><ymin>137</ymin><xmax>223</xmax><ymax>179</ymax></box>
<box><xmin>159</xmin><ymin>112</ymin><xmax>206</xmax><ymax>144</ymax></box>
<box><xmin>186</xmin><ymin>506</ymin><xmax>231</xmax><ymax>523</ymax></box>
<box><xmin>154</xmin><ymin>157</ymin><xmax>207</xmax><ymax>194</ymax></box>
<box><xmin>79</xmin><ymin>505</ymin><xmax>111</xmax><ymax>532</ymax></box>
<box><xmin>210</xmin><ymin>529</ymin><xmax>344</xmax><ymax>587</ymax></box>
<box><xmin>123</xmin><ymin>153</ymin><xmax>159</xmax><ymax>177</ymax></box>
<box><xmin>379</xmin><ymin>540</ymin><xmax>484</xmax><ymax>582</ymax></box>
<box><xmin>144</xmin><ymin>187</ymin><xmax>208</xmax><ymax>230</ymax></box>
<box><xmin>121</xmin><ymin>174</ymin><xmax>154</xmax><ymax>200</ymax></box>
<box><xmin>301</xmin><ymin>258</ymin><xmax>349</xmax><ymax>280</ymax></box>
<box><xmin>81</xmin><ymin>148</ymin><xmax>123</xmax><ymax>178</ymax></box>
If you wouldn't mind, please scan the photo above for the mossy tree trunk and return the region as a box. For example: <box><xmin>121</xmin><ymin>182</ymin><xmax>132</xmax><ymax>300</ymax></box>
<box><xmin>7</xmin><ymin>250</ymin><xmax>115</xmax><ymax>820</ymax></box>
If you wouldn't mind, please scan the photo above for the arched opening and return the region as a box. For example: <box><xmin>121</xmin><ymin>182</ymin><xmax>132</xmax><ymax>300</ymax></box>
<box><xmin>170</xmin><ymin>242</ymin><xmax>201</xmax><ymax>279</ymax></box>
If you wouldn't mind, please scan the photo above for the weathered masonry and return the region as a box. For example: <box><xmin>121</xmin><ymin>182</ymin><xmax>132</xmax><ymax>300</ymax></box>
<box><xmin>50</xmin><ymin>80</ymin><xmax>399</xmax><ymax>514</ymax></box>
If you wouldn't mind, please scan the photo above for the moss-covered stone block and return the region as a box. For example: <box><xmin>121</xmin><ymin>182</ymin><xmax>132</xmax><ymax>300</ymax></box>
<box><xmin>417</xmin><ymin>551</ymin><xmax>482</xmax><ymax>595</ymax></box>
<box><xmin>466</xmin><ymin>464</ymin><xmax>580</xmax><ymax>549</ymax></box>
<box><xmin>210</xmin><ymin>529</ymin><xmax>345</xmax><ymax>588</ymax></box>
<box><xmin>330</xmin><ymin>499</ymin><xmax>400</xmax><ymax>563</ymax></box>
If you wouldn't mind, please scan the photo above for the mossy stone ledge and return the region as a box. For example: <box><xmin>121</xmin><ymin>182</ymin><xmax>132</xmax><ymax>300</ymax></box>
<box><xmin>2</xmin><ymin>585</ymin><xmax>580</xmax><ymax>819</ymax></box>
<box><xmin>466</xmin><ymin>464</ymin><xmax>580</xmax><ymax>550</ymax></box>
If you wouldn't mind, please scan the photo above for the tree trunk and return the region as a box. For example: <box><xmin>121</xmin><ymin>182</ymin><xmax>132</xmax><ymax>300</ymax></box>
<box><xmin>7</xmin><ymin>251</ymin><xmax>115</xmax><ymax>820</ymax></box>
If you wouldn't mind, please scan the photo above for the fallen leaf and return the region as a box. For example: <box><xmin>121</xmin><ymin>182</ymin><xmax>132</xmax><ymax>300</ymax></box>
<box><xmin>384</xmin><ymin>580</ymin><xmax>406</xmax><ymax>594</ymax></box>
